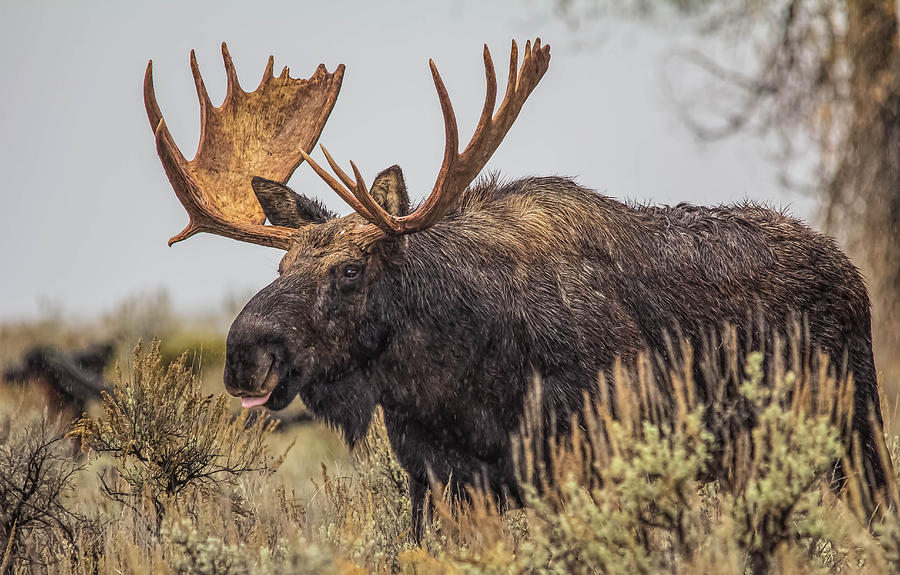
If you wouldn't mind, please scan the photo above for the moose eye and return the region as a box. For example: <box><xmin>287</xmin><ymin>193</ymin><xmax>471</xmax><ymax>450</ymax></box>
<box><xmin>338</xmin><ymin>263</ymin><xmax>363</xmax><ymax>291</ymax></box>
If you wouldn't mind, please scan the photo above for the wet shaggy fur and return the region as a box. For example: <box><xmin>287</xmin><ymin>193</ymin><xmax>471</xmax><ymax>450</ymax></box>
<box><xmin>226</xmin><ymin>175</ymin><xmax>886</xmax><ymax>531</ymax></box>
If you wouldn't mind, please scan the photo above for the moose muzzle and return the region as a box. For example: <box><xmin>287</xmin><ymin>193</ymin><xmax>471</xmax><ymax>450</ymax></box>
<box><xmin>224</xmin><ymin>314</ymin><xmax>288</xmax><ymax>408</ymax></box>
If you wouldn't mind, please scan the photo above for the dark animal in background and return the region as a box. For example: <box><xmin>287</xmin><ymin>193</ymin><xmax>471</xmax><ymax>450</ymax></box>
<box><xmin>145</xmin><ymin>39</ymin><xmax>890</xmax><ymax>533</ymax></box>
<box><xmin>3</xmin><ymin>343</ymin><xmax>114</xmax><ymax>418</ymax></box>
<box><xmin>3</xmin><ymin>342</ymin><xmax>313</xmax><ymax>430</ymax></box>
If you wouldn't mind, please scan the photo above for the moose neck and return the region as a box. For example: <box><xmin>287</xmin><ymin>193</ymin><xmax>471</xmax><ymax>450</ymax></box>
<box><xmin>361</xmin><ymin>220</ymin><xmax>532</xmax><ymax>414</ymax></box>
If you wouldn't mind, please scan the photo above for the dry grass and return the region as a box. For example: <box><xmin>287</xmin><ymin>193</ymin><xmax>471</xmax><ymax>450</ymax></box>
<box><xmin>1</xmin><ymin>307</ymin><xmax>900</xmax><ymax>574</ymax></box>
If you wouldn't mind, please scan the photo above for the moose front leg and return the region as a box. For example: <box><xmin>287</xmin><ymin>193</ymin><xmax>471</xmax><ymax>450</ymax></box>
<box><xmin>383</xmin><ymin>409</ymin><xmax>517</xmax><ymax>542</ymax></box>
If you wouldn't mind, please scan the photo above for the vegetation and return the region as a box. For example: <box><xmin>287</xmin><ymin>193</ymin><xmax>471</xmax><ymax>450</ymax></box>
<box><xmin>2</xmin><ymin>312</ymin><xmax>900</xmax><ymax>573</ymax></box>
<box><xmin>70</xmin><ymin>341</ymin><xmax>277</xmax><ymax>528</ymax></box>
<box><xmin>0</xmin><ymin>416</ymin><xmax>86</xmax><ymax>573</ymax></box>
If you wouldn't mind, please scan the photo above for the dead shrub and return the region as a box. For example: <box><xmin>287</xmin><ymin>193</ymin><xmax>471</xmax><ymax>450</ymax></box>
<box><xmin>0</xmin><ymin>414</ymin><xmax>87</xmax><ymax>574</ymax></box>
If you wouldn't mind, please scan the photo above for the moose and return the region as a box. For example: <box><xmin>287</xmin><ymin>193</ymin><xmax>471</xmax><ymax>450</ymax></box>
<box><xmin>144</xmin><ymin>39</ymin><xmax>889</xmax><ymax>532</ymax></box>
<box><xmin>3</xmin><ymin>343</ymin><xmax>114</xmax><ymax>419</ymax></box>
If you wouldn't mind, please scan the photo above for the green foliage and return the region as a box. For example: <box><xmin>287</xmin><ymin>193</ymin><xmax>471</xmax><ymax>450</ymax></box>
<box><xmin>165</xmin><ymin>519</ymin><xmax>334</xmax><ymax>575</ymax></box>
<box><xmin>733</xmin><ymin>353</ymin><xmax>844</xmax><ymax>573</ymax></box>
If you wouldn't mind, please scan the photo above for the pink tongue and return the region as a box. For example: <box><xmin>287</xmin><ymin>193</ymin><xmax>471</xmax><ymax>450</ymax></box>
<box><xmin>241</xmin><ymin>391</ymin><xmax>273</xmax><ymax>409</ymax></box>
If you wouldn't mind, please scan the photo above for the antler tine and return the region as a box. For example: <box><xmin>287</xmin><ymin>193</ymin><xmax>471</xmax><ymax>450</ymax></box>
<box><xmin>458</xmin><ymin>44</ymin><xmax>498</xmax><ymax>175</ymax></box>
<box><xmin>392</xmin><ymin>38</ymin><xmax>549</xmax><ymax>234</ymax></box>
<box><xmin>221</xmin><ymin>42</ymin><xmax>243</xmax><ymax>100</ymax></box>
<box><xmin>297</xmin><ymin>147</ymin><xmax>385</xmax><ymax>226</ymax></box>
<box><xmin>358</xmin><ymin>57</ymin><xmax>462</xmax><ymax>235</ymax></box>
<box><xmin>429</xmin><ymin>57</ymin><xmax>460</xmax><ymax>196</ymax></box>
<box><xmin>144</xmin><ymin>60</ymin><xmax>163</xmax><ymax>132</ymax></box>
<box><xmin>301</xmin><ymin>146</ymin><xmax>400</xmax><ymax>233</ymax></box>
<box><xmin>491</xmin><ymin>39</ymin><xmax>541</xmax><ymax>138</ymax></box>
<box><xmin>349</xmin><ymin>161</ymin><xmax>401</xmax><ymax>233</ymax></box>
<box><xmin>321</xmin><ymin>145</ymin><xmax>363</xmax><ymax>195</ymax></box>
<box><xmin>259</xmin><ymin>55</ymin><xmax>275</xmax><ymax>90</ymax></box>
<box><xmin>505</xmin><ymin>40</ymin><xmax>518</xmax><ymax>104</ymax></box>
<box><xmin>190</xmin><ymin>50</ymin><xmax>213</xmax><ymax>113</ymax></box>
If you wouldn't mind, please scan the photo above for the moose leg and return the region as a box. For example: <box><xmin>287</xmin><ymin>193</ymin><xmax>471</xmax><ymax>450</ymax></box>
<box><xmin>849</xmin><ymin>339</ymin><xmax>891</xmax><ymax>511</ymax></box>
<box><xmin>409</xmin><ymin>475</ymin><xmax>429</xmax><ymax>542</ymax></box>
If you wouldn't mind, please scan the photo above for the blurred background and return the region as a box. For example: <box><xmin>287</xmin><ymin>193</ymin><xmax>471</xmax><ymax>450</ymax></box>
<box><xmin>1</xmin><ymin>0</ymin><xmax>898</xmax><ymax>410</ymax></box>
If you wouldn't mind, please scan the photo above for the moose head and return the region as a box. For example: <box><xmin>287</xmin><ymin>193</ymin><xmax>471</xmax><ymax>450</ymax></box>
<box><xmin>145</xmin><ymin>40</ymin><xmax>551</xmax><ymax>427</ymax></box>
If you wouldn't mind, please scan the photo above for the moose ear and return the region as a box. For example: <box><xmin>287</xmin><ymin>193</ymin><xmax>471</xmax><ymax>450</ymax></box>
<box><xmin>370</xmin><ymin>165</ymin><xmax>409</xmax><ymax>217</ymax></box>
<box><xmin>251</xmin><ymin>177</ymin><xmax>334</xmax><ymax>227</ymax></box>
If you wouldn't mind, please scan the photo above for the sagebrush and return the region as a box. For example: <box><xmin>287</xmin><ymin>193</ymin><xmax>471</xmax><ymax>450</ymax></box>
<box><xmin>2</xmin><ymin>337</ymin><xmax>900</xmax><ymax>574</ymax></box>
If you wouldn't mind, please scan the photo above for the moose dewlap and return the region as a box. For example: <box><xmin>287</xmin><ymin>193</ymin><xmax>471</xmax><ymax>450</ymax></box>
<box><xmin>144</xmin><ymin>38</ymin><xmax>889</xmax><ymax>535</ymax></box>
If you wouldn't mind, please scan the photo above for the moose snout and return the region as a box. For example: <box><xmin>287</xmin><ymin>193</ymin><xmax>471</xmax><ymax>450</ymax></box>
<box><xmin>223</xmin><ymin>346</ymin><xmax>275</xmax><ymax>397</ymax></box>
<box><xmin>224</xmin><ymin>314</ymin><xmax>286</xmax><ymax>400</ymax></box>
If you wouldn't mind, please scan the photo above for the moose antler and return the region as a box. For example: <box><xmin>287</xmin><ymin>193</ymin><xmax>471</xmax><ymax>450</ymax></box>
<box><xmin>299</xmin><ymin>38</ymin><xmax>550</xmax><ymax>235</ymax></box>
<box><xmin>145</xmin><ymin>43</ymin><xmax>345</xmax><ymax>248</ymax></box>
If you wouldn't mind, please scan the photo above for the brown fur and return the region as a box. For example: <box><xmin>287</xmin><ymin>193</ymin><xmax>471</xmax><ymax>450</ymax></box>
<box><xmin>225</xmin><ymin>173</ymin><xmax>887</xmax><ymax>536</ymax></box>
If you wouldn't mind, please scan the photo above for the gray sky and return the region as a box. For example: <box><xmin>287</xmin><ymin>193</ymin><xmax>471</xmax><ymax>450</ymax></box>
<box><xmin>0</xmin><ymin>0</ymin><xmax>812</xmax><ymax>322</ymax></box>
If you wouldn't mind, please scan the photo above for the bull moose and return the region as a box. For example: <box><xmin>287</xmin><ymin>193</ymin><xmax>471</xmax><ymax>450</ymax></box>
<box><xmin>144</xmin><ymin>39</ymin><xmax>889</xmax><ymax>532</ymax></box>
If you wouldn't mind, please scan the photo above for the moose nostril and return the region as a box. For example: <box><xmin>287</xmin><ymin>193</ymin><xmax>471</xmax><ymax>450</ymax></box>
<box><xmin>224</xmin><ymin>342</ymin><xmax>278</xmax><ymax>397</ymax></box>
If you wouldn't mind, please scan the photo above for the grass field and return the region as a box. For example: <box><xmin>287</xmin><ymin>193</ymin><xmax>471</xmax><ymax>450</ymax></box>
<box><xmin>2</xmin><ymin>297</ymin><xmax>900</xmax><ymax>574</ymax></box>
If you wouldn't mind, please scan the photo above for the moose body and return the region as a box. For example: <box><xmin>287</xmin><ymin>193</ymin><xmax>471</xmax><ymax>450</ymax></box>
<box><xmin>226</xmin><ymin>174</ymin><xmax>885</xmax><ymax>524</ymax></box>
<box><xmin>145</xmin><ymin>39</ymin><xmax>887</xmax><ymax>533</ymax></box>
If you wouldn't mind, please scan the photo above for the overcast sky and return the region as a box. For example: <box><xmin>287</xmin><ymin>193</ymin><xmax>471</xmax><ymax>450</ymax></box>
<box><xmin>0</xmin><ymin>0</ymin><xmax>813</xmax><ymax>322</ymax></box>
